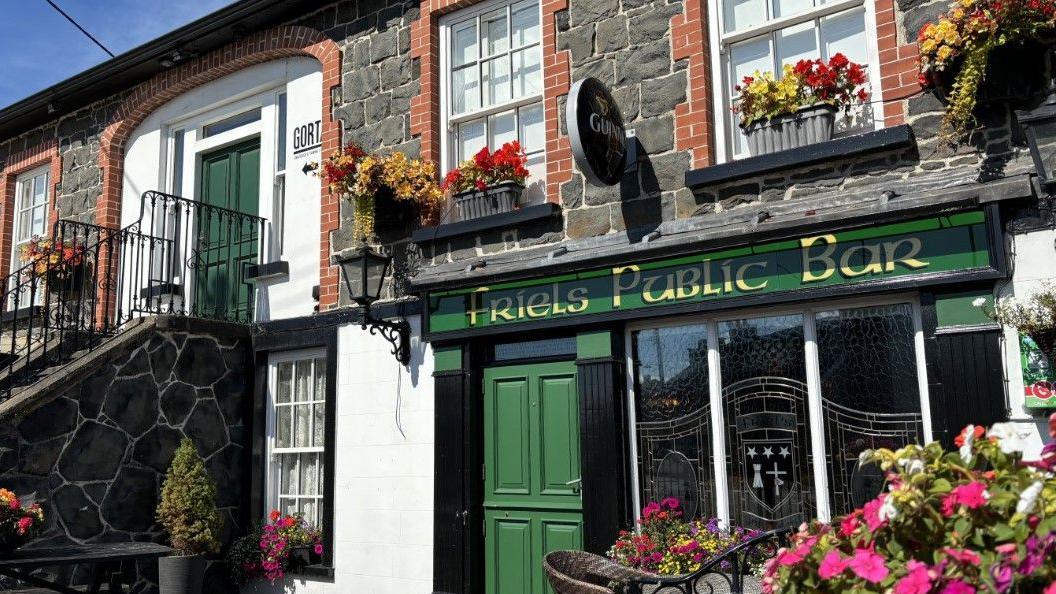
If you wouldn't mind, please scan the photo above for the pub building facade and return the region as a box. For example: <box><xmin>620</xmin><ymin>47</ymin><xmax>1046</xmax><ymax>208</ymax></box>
<box><xmin>0</xmin><ymin>0</ymin><xmax>1053</xmax><ymax>592</ymax></box>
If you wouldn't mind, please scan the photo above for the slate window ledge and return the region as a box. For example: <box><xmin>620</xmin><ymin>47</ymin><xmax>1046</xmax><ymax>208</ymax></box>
<box><xmin>245</xmin><ymin>260</ymin><xmax>290</xmax><ymax>283</ymax></box>
<box><xmin>685</xmin><ymin>125</ymin><xmax>914</xmax><ymax>190</ymax></box>
<box><xmin>290</xmin><ymin>564</ymin><xmax>335</xmax><ymax>581</ymax></box>
<box><xmin>410</xmin><ymin>203</ymin><xmax>562</xmax><ymax>244</ymax></box>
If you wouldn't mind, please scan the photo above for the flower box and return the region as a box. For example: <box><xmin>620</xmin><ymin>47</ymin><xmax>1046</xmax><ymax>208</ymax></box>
<box><xmin>453</xmin><ymin>181</ymin><xmax>523</xmax><ymax>221</ymax></box>
<box><xmin>741</xmin><ymin>104</ymin><xmax>837</xmax><ymax>157</ymax></box>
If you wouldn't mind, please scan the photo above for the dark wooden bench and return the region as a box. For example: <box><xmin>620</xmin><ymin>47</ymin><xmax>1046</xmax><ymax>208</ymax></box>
<box><xmin>0</xmin><ymin>542</ymin><xmax>171</xmax><ymax>594</ymax></box>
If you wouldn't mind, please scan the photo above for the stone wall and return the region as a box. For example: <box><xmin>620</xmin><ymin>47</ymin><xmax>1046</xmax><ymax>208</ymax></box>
<box><xmin>0</xmin><ymin>319</ymin><xmax>251</xmax><ymax>593</ymax></box>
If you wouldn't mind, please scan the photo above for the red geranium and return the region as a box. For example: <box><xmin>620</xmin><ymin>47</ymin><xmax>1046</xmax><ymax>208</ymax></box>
<box><xmin>441</xmin><ymin>141</ymin><xmax>530</xmax><ymax>193</ymax></box>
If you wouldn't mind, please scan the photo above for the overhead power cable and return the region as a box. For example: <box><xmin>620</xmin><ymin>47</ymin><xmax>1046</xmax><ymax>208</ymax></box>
<box><xmin>44</xmin><ymin>0</ymin><xmax>115</xmax><ymax>58</ymax></box>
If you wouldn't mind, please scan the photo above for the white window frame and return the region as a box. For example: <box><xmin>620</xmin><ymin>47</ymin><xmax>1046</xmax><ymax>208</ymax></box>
<box><xmin>624</xmin><ymin>293</ymin><xmax>932</xmax><ymax>525</ymax></box>
<box><xmin>265</xmin><ymin>348</ymin><xmax>328</xmax><ymax>526</ymax></box>
<box><xmin>11</xmin><ymin>165</ymin><xmax>51</xmax><ymax>274</ymax></box>
<box><xmin>706</xmin><ymin>0</ymin><xmax>885</xmax><ymax>162</ymax></box>
<box><xmin>438</xmin><ymin>0</ymin><xmax>546</xmax><ymax>184</ymax></box>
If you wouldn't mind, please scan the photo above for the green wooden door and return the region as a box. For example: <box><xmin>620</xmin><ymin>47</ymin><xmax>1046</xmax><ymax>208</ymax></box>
<box><xmin>197</xmin><ymin>140</ymin><xmax>260</xmax><ymax>321</ymax></box>
<box><xmin>484</xmin><ymin>361</ymin><xmax>583</xmax><ymax>594</ymax></box>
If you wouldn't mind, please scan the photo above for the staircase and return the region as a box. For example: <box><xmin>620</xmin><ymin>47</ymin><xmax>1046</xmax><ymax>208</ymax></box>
<box><xmin>0</xmin><ymin>190</ymin><xmax>268</xmax><ymax>403</ymax></box>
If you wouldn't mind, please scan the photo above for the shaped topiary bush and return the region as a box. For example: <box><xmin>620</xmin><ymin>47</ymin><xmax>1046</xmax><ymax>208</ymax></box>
<box><xmin>156</xmin><ymin>438</ymin><xmax>223</xmax><ymax>556</ymax></box>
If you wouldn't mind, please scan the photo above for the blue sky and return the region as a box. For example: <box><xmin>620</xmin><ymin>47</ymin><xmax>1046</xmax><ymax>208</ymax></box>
<box><xmin>0</xmin><ymin>0</ymin><xmax>236</xmax><ymax>109</ymax></box>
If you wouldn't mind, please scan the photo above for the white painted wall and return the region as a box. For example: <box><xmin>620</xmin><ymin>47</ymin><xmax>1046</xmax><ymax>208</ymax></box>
<box><xmin>997</xmin><ymin>227</ymin><xmax>1056</xmax><ymax>458</ymax></box>
<box><xmin>121</xmin><ymin>57</ymin><xmax>323</xmax><ymax>322</ymax></box>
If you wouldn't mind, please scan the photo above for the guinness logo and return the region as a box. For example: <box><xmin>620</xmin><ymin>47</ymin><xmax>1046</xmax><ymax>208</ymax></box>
<box><xmin>566</xmin><ymin>77</ymin><xmax>627</xmax><ymax>186</ymax></box>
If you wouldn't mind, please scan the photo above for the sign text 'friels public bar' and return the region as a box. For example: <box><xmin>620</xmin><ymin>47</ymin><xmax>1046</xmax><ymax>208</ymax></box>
<box><xmin>427</xmin><ymin>211</ymin><xmax>992</xmax><ymax>334</ymax></box>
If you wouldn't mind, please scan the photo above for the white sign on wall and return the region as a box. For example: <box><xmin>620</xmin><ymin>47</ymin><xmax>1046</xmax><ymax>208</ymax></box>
<box><xmin>292</xmin><ymin>119</ymin><xmax>322</xmax><ymax>159</ymax></box>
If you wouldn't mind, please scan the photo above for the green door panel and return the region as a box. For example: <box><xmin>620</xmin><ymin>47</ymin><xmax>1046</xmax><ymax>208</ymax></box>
<box><xmin>197</xmin><ymin>139</ymin><xmax>260</xmax><ymax>322</ymax></box>
<box><xmin>484</xmin><ymin>361</ymin><xmax>583</xmax><ymax>594</ymax></box>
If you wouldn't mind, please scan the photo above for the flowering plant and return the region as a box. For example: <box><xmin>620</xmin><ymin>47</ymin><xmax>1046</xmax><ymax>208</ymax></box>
<box><xmin>317</xmin><ymin>145</ymin><xmax>442</xmax><ymax>241</ymax></box>
<box><xmin>734</xmin><ymin>54</ymin><xmax>869</xmax><ymax>125</ymax></box>
<box><xmin>19</xmin><ymin>237</ymin><xmax>87</xmax><ymax>278</ymax></box>
<box><xmin>763</xmin><ymin>423</ymin><xmax>1056</xmax><ymax>594</ymax></box>
<box><xmin>228</xmin><ymin>511</ymin><xmax>323</xmax><ymax>584</ymax></box>
<box><xmin>440</xmin><ymin>141</ymin><xmax>530</xmax><ymax>194</ymax></box>
<box><xmin>918</xmin><ymin>0</ymin><xmax>1056</xmax><ymax>141</ymax></box>
<box><xmin>0</xmin><ymin>488</ymin><xmax>44</xmax><ymax>554</ymax></box>
<box><xmin>975</xmin><ymin>285</ymin><xmax>1056</xmax><ymax>362</ymax></box>
<box><xmin>608</xmin><ymin>498</ymin><xmax>768</xmax><ymax>575</ymax></box>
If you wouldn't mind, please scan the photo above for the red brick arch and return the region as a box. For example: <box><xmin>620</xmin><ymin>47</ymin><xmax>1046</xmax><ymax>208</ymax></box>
<box><xmin>97</xmin><ymin>25</ymin><xmax>344</xmax><ymax>308</ymax></box>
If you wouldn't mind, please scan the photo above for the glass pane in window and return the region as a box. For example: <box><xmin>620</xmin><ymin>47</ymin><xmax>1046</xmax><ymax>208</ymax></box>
<box><xmin>512</xmin><ymin>48</ymin><xmax>542</xmax><ymax>97</ymax></box>
<box><xmin>489</xmin><ymin>110</ymin><xmax>517</xmax><ymax>148</ymax></box>
<box><xmin>281</xmin><ymin>453</ymin><xmax>298</xmax><ymax>494</ymax></box>
<box><xmin>314</xmin><ymin>358</ymin><xmax>326</xmax><ymax>401</ymax></box>
<box><xmin>731</xmin><ymin>36</ymin><xmax>773</xmax><ymax>84</ymax></box>
<box><xmin>172</xmin><ymin>130</ymin><xmax>185</xmax><ymax>196</ymax></box>
<box><xmin>772</xmin><ymin>0</ymin><xmax>814</xmax><ymax>18</ymax></box>
<box><xmin>301</xmin><ymin>453</ymin><xmax>319</xmax><ymax>495</ymax></box>
<box><xmin>481</xmin><ymin>8</ymin><xmax>509</xmax><ymax>57</ymax></box>
<box><xmin>724</xmin><ymin>0</ymin><xmax>767</xmax><ymax>33</ymax></box>
<box><xmin>280</xmin><ymin>497</ymin><xmax>297</xmax><ymax>516</ymax></box>
<box><xmin>452</xmin><ymin>20</ymin><xmax>478</xmax><ymax>67</ymax></box>
<box><xmin>17</xmin><ymin>211</ymin><xmax>31</xmax><ymax>243</ymax></box>
<box><xmin>277</xmin><ymin>406</ymin><xmax>292</xmax><ymax>447</ymax></box>
<box><xmin>730</xmin><ymin>104</ymin><xmax>749</xmax><ymax>157</ymax></box>
<box><xmin>295</xmin><ymin>360</ymin><xmax>311</xmax><ymax>401</ymax></box>
<box><xmin>32</xmin><ymin>206</ymin><xmax>45</xmax><ymax>236</ymax></box>
<box><xmin>511</xmin><ymin>0</ymin><xmax>540</xmax><ymax>47</ymax></box>
<box><xmin>277</xmin><ymin>362</ymin><xmax>292</xmax><ymax>403</ymax></box>
<box><xmin>482</xmin><ymin>56</ymin><xmax>511</xmax><ymax>107</ymax></box>
<box><xmin>295</xmin><ymin>404</ymin><xmax>311</xmax><ymax>447</ymax></box>
<box><xmin>313</xmin><ymin>403</ymin><xmax>325</xmax><ymax>446</ymax></box>
<box><xmin>457</xmin><ymin>119</ymin><xmax>487</xmax><ymax>161</ymax></box>
<box><xmin>518</xmin><ymin>103</ymin><xmax>545</xmax><ymax>153</ymax></box>
<box><xmin>815</xmin><ymin>304</ymin><xmax>924</xmax><ymax>516</ymax></box>
<box><xmin>33</xmin><ymin>174</ymin><xmax>48</xmax><ymax>206</ymax></box>
<box><xmin>452</xmin><ymin>65</ymin><xmax>480</xmax><ymax>115</ymax></box>
<box><xmin>276</xmin><ymin>94</ymin><xmax>288</xmax><ymax>173</ymax></box>
<box><xmin>776</xmin><ymin>21</ymin><xmax>818</xmax><ymax>70</ymax></box>
<box><xmin>202</xmin><ymin>108</ymin><xmax>261</xmax><ymax>138</ymax></box>
<box><xmin>17</xmin><ymin>181</ymin><xmax>32</xmax><ymax>212</ymax></box>
<box><xmin>632</xmin><ymin>324</ymin><xmax>714</xmax><ymax>520</ymax></box>
<box><xmin>821</xmin><ymin>8</ymin><xmax>867</xmax><ymax>64</ymax></box>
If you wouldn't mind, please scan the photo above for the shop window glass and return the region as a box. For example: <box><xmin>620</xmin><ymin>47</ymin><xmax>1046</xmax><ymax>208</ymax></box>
<box><xmin>815</xmin><ymin>303</ymin><xmax>924</xmax><ymax>515</ymax></box>
<box><xmin>632</xmin><ymin>324</ymin><xmax>714</xmax><ymax>520</ymax></box>
<box><xmin>269</xmin><ymin>355</ymin><xmax>327</xmax><ymax>527</ymax></box>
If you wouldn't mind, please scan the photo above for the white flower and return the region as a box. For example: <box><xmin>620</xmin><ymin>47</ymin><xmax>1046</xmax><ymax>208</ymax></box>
<box><xmin>858</xmin><ymin>449</ymin><xmax>874</xmax><ymax>467</ymax></box>
<box><xmin>896</xmin><ymin>456</ymin><xmax>925</xmax><ymax>475</ymax></box>
<box><xmin>988</xmin><ymin>422</ymin><xmax>1032</xmax><ymax>455</ymax></box>
<box><xmin>960</xmin><ymin>425</ymin><xmax>976</xmax><ymax>464</ymax></box>
<box><xmin>878</xmin><ymin>495</ymin><xmax>898</xmax><ymax>523</ymax></box>
<box><xmin>1016</xmin><ymin>481</ymin><xmax>1044</xmax><ymax>515</ymax></box>
<box><xmin>972</xmin><ymin>297</ymin><xmax>987</xmax><ymax>307</ymax></box>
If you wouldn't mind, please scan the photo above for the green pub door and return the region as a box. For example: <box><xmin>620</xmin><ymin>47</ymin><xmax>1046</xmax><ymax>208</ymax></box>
<box><xmin>484</xmin><ymin>361</ymin><xmax>584</xmax><ymax>594</ymax></box>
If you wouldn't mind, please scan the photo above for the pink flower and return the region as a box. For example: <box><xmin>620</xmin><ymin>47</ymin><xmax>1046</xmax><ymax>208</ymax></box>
<box><xmin>15</xmin><ymin>517</ymin><xmax>32</xmax><ymax>535</ymax></box>
<box><xmin>862</xmin><ymin>496</ymin><xmax>887</xmax><ymax>531</ymax></box>
<box><xmin>1043</xmin><ymin>582</ymin><xmax>1056</xmax><ymax>594</ymax></box>
<box><xmin>818</xmin><ymin>550</ymin><xmax>849</xmax><ymax>579</ymax></box>
<box><xmin>941</xmin><ymin>579</ymin><xmax>976</xmax><ymax>594</ymax></box>
<box><xmin>776</xmin><ymin>547</ymin><xmax>807</xmax><ymax>567</ymax></box>
<box><xmin>941</xmin><ymin>482</ymin><xmax>989</xmax><ymax>516</ymax></box>
<box><xmin>840</xmin><ymin>514</ymin><xmax>860</xmax><ymax>537</ymax></box>
<box><xmin>313</xmin><ymin>543</ymin><xmax>324</xmax><ymax>555</ymax></box>
<box><xmin>895</xmin><ymin>560</ymin><xmax>933</xmax><ymax>594</ymax></box>
<box><xmin>8</xmin><ymin>499</ymin><xmax>19</xmax><ymax>510</ymax></box>
<box><xmin>847</xmin><ymin>548</ymin><xmax>889</xmax><ymax>584</ymax></box>
<box><xmin>943</xmin><ymin>548</ymin><xmax>981</xmax><ymax>566</ymax></box>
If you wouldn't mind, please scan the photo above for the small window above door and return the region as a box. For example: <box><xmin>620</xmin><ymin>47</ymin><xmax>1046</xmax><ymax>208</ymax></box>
<box><xmin>202</xmin><ymin>108</ymin><xmax>262</xmax><ymax>138</ymax></box>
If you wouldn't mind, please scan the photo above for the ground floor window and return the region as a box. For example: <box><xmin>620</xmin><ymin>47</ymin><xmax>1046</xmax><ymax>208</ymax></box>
<box><xmin>629</xmin><ymin>298</ymin><xmax>929</xmax><ymax>529</ymax></box>
<box><xmin>266</xmin><ymin>349</ymin><xmax>327</xmax><ymax>527</ymax></box>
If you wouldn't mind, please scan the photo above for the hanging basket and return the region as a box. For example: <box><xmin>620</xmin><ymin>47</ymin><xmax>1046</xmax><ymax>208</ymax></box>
<box><xmin>930</xmin><ymin>40</ymin><xmax>1054</xmax><ymax>107</ymax></box>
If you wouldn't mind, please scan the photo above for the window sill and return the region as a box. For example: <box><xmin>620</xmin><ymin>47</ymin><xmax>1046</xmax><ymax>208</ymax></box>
<box><xmin>291</xmin><ymin>564</ymin><xmax>335</xmax><ymax>581</ymax></box>
<box><xmin>245</xmin><ymin>260</ymin><xmax>290</xmax><ymax>283</ymax></box>
<box><xmin>410</xmin><ymin>202</ymin><xmax>561</xmax><ymax>244</ymax></box>
<box><xmin>685</xmin><ymin>124</ymin><xmax>914</xmax><ymax>190</ymax></box>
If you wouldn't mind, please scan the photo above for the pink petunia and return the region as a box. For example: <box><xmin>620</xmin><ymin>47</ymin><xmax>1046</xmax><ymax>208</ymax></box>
<box><xmin>941</xmin><ymin>579</ymin><xmax>976</xmax><ymax>594</ymax></box>
<box><xmin>862</xmin><ymin>496</ymin><xmax>887</xmax><ymax>531</ymax></box>
<box><xmin>943</xmin><ymin>548</ymin><xmax>981</xmax><ymax>566</ymax></box>
<box><xmin>895</xmin><ymin>561</ymin><xmax>933</xmax><ymax>594</ymax></box>
<box><xmin>941</xmin><ymin>482</ymin><xmax>989</xmax><ymax>516</ymax></box>
<box><xmin>840</xmin><ymin>514</ymin><xmax>860</xmax><ymax>537</ymax></box>
<box><xmin>847</xmin><ymin>548</ymin><xmax>889</xmax><ymax>584</ymax></box>
<box><xmin>776</xmin><ymin>547</ymin><xmax>807</xmax><ymax>567</ymax></box>
<box><xmin>818</xmin><ymin>550</ymin><xmax>849</xmax><ymax>579</ymax></box>
<box><xmin>313</xmin><ymin>543</ymin><xmax>324</xmax><ymax>555</ymax></box>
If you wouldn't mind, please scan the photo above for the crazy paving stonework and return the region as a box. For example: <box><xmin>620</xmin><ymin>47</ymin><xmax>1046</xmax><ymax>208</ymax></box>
<box><xmin>0</xmin><ymin>325</ymin><xmax>250</xmax><ymax>593</ymax></box>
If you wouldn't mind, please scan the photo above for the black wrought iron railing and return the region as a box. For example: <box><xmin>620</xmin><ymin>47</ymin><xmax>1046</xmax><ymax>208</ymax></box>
<box><xmin>0</xmin><ymin>190</ymin><xmax>268</xmax><ymax>401</ymax></box>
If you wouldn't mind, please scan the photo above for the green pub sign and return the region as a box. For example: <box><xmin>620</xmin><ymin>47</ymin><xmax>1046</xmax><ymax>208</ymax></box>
<box><xmin>1022</xmin><ymin>334</ymin><xmax>1055</xmax><ymax>408</ymax></box>
<box><xmin>428</xmin><ymin>211</ymin><xmax>993</xmax><ymax>334</ymax></box>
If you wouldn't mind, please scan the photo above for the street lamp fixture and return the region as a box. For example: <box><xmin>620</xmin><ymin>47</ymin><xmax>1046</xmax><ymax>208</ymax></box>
<box><xmin>1017</xmin><ymin>88</ymin><xmax>1056</xmax><ymax>189</ymax></box>
<box><xmin>332</xmin><ymin>244</ymin><xmax>411</xmax><ymax>365</ymax></box>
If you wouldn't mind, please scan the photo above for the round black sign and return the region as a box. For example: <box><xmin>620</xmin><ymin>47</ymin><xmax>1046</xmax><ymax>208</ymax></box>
<box><xmin>566</xmin><ymin>77</ymin><xmax>627</xmax><ymax>186</ymax></box>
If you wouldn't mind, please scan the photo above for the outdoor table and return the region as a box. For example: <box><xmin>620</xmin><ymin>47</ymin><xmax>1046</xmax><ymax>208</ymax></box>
<box><xmin>0</xmin><ymin>542</ymin><xmax>171</xmax><ymax>594</ymax></box>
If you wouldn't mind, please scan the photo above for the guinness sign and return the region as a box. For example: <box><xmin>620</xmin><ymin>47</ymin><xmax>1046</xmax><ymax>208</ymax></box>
<box><xmin>566</xmin><ymin>77</ymin><xmax>627</xmax><ymax>186</ymax></box>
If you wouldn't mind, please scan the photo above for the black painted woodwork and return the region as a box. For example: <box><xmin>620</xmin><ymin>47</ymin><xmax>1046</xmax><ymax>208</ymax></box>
<box><xmin>411</xmin><ymin>203</ymin><xmax>561</xmax><ymax>244</ymax></box>
<box><xmin>934</xmin><ymin>328</ymin><xmax>1009</xmax><ymax>446</ymax></box>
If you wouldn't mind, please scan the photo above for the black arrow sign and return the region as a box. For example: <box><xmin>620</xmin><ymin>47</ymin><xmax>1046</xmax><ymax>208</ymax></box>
<box><xmin>302</xmin><ymin>162</ymin><xmax>318</xmax><ymax>176</ymax></box>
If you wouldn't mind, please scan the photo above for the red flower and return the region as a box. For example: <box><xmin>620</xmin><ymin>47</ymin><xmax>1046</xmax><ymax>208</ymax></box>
<box><xmin>269</xmin><ymin>510</ymin><xmax>281</xmax><ymax>522</ymax></box>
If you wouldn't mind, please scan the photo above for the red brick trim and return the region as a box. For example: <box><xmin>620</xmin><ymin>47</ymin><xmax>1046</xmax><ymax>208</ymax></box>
<box><xmin>875</xmin><ymin>0</ymin><xmax>919</xmax><ymax>126</ymax></box>
<box><xmin>671</xmin><ymin>0</ymin><xmax>714</xmax><ymax>167</ymax></box>
<box><xmin>410</xmin><ymin>0</ymin><xmax>573</xmax><ymax>202</ymax></box>
<box><xmin>0</xmin><ymin>142</ymin><xmax>61</xmax><ymax>281</ymax></box>
<box><xmin>96</xmin><ymin>25</ymin><xmax>343</xmax><ymax>310</ymax></box>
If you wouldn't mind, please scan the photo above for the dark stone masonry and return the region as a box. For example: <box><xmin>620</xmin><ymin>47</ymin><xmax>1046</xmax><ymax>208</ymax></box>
<box><xmin>0</xmin><ymin>320</ymin><xmax>251</xmax><ymax>593</ymax></box>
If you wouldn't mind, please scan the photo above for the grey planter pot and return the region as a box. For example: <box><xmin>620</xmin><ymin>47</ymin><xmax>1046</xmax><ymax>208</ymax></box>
<box><xmin>454</xmin><ymin>182</ymin><xmax>523</xmax><ymax>221</ymax></box>
<box><xmin>159</xmin><ymin>554</ymin><xmax>207</xmax><ymax>594</ymax></box>
<box><xmin>741</xmin><ymin>104</ymin><xmax>837</xmax><ymax>156</ymax></box>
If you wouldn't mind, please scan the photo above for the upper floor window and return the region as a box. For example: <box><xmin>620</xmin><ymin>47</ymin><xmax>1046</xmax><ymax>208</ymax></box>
<box><xmin>719</xmin><ymin>0</ymin><xmax>878</xmax><ymax>159</ymax></box>
<box><xmin>441</xmin><ymin>0</ymin><xmax>546</xmax><ymax>204</ymax></box>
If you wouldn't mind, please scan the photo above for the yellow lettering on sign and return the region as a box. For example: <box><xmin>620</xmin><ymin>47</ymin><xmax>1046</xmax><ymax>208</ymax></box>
<box><xmin>884</xmin><ymin>238</ymin><xmax>929</xmax><ymax>271</ymax></box>
<box><xmin>735</xmin><ymin>261</ymin><xmax>769</xmax><ymax>292</ymax></box>
<box><xmin>491</xmin><ymin>297</ymin><xmax>516</xmax><ymax>322</ymax></box>
<box><xmin>839</xmin><ymin>244</ymin><xmax>884</xmax><ymax>278</ymax></box>
<box><xmin>612</xmin><ymin>265</ymin><xmax>640</xmax><ymax>308</ymax></box>
<box><xmin>567</xmin><ymin>287</ymin><xmax>589</xmax><ymax>313</ymax></box>
<box><xmin>468</xmin><ymin>287</ymin><xmax>489</xmax><ymax>327</ymax></box>
<box><xmin>801</xmin><ymin>234</ymin><xmax>838</xmax><ymax>283</ymax></box>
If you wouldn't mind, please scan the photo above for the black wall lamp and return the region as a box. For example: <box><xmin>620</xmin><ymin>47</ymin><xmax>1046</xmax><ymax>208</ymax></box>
<box><xmin>1017</xmin><ymin>86</ymin><xmax>1056</xmax><ymax>189</ymax></box>
<box><xmin>332</xmin><ymin>244</ymin><xmax>411</xmax><ymax>365</ymax></box>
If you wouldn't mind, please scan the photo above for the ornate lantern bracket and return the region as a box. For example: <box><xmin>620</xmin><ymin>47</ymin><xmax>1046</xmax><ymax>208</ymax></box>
<box><xmin>332</xmin><ymin>244</ymin><xmax>411</xmax><ymax>366</ymax></box>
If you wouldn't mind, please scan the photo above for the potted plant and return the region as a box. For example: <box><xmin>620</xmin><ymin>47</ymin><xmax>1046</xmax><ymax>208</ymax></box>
<box><xmin>440</xmin><ymin>141</ymin><xmax>531</xmax><ymax>221</ymax></box>
<box><xmin>226</xmin><ymin>511</ymin><xmax>323</xmax><ymax>587</ymax></box>
<box><xmin>318</xmin><ymin>145</ymin><xmax>442</xmax><ymax>242</ymax></box>
<box><xmin>19</xmin><ymin>237</ymin><xmax>88</xmax><ymax>294</ymax></box>
<box><xmin>156</xmin><ymin>438</ymin><xmax>223</xmax><ymax>594</ymax></box>
<box><xmin>0</xmin><ymin>488</ymin><xmax>44</xmax><ymax>556</ymax></box>
<box><xmin>975</xmin><ymin>285</ymin><xmax>1056</xmax><ymax>364</ymax></box>
<box><xmin>735</xmin><ymin>54</ymin><xmax>870</xmax><ymax>156</ymax></box>
<box><xmin>762</xmin><ymin>423</ymin><xmax>1056</xmax><ymax>593</ymax></box>
<box><xmin>918</xmin><ymin>0</ymin><xmax>1056</xmax><ymax>143</ymax></box>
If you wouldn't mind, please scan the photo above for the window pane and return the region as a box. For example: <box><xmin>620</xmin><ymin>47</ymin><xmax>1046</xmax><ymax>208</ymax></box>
<box><xmin>33</xmin><ymin>174</ymin><xmax>48</xmax><ymax>206</ymax></box>
<box><xmin>281</xmin><ymin>453</ymin><xmax>298</xmax><ymax>494</ymax></box>
<box><xmin>303</xmin><ymin>500</ymin><xmax>318</xmax><ymax>526</ymax></box>
<box><xmin>313</xmin><ymin>403</ymin><xmax>325</xmax><ymax>446</ymax></box>
<box><xmin>301</xmin><ymin>453</ymin><xmax>319</xmax><ymax>496</ymax></box>
<box><xmin>518</xmin><ymin>103</ymin><xmax>545</xmax><ymax>153</ymax></box>
<box><xmin>730</xmin><ymin>102</ymin><xmax>749</xmax><ymax>157</ymax></box>
<box><xmin>452</xmin><ymin>66</ymin><xmax>480</xmax><ymax>115</ymax></box>
<box><xmin>295</xmin><ymin>404</ymin><xmax>311</xmax><ymax>447</ymax></box>
<box><xmin>457</xmin><ymin>119</ymin><xmax>487</xmax><ymax>161</ymax></box>
<box><xmin>772</xmin><ymin>0</ymin><xmax>814</xmax><ymax>19</ymax></box>
<box><xmin>489</xmin><ymin>110</ymin><xmax>517</xmax><ymax>148</ymax></box>
<box><xmin>17</xmin><ymin>180</ymin><xmax>32</xmax><ymax>212</ymax></box>
<box><xmin>32</xmin><ymin>206</ymin><xmax>46</xmax><ymax>237</ymax></box>
<box><xmin>482</xmin><ymin>56</ymin><xmax>511</xmax><ymax>107</ymax></box>
<box><xmin>481</xmin><ymin>8</ymin><xmax>509</xmax><ymax>57</ymax></box>
<box><xmin>512</xmin><ymin>48</ymin><xmax>542</xmax><ymax>97</ymax></box>
<box><xmin>277</xmin><ymin>406</ymin><xmax>292</xmax><ymax>447</ymax></box>
<box><xmin>172</xmin><ymin>130</ymin><xmax>185</xmax><ymax>196</ymax></box>
<box><xmin>821</xmin><ymin>8</ymin><xmax>867</xmax><ymax>64</ymax></box>
<box><xmin>202</xmin><ymin>108</ymin><xmax>261</xmax><ymax>138</ymax></box>
<box><xmin>280</xmin><ymin>497</ymin><xmax>297</xmax><ymax>517</ymax></box>
<box><xmin>17</xmin><ymin>211</ymin><xmax>31</xmax><ymax>243</ymax></box>
<box><xmin>731</xmin><ymin>36</ymin><xmax>773</xmax><ymax>84</ymax></box>
<box><xmin>776</xmin><ymin>21</ymin><xmax>818</xmax><ymax>70</ymax></box>
<box><xmin>295</xmin><ymin>360</ymin><xmax>312</xmax><ymax>401</ymax></box>
<box><xmin>815</xmin><ymin>304</ymin><xmax>924</xmax><ymax>516</ymax></box>
<box><xmin>314</xmin><ymin>357</ymin><xmax>326</xmax><ymax>401</ymax></box>
<box><xmin>511</xmin><ymin>0</ymin><xmax>540</xmax><ymax>47</ymax></box>
<box><xmin>277</xmin><ymin>94</ymin><xmax>288</xmax><ymax>173</ymax></box>
<box><xmin>452</xmin><ymin>20</ymin><xmax>478</xmax><ymax>67</ymax></box>
<box><xmin>632</xmin><ymin>324</ymin><xmax>714</xmax><ymax>520</ymax></box>
<box><xmin>277</xmin><ymin>362</ymin><xmax>293</xmax><ymax>403</ymax></box>
<box><xmin>724</xmin><ymin>0</ymin><xmax>767</xmax><ymax>32</ymax></box>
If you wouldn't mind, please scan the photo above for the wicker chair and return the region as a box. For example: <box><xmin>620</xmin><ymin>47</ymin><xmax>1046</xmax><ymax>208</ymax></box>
<box><xmin>544</xmin><ymin>550</ymin><xmax>657</xmax><ymax>594</ymax></box>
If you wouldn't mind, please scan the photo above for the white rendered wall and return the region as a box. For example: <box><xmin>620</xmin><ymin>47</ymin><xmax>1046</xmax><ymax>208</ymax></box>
<box><xmin>997</xmin><ymin>227</ymin><xmax>1056</xmax><ymax>458</ymax></box>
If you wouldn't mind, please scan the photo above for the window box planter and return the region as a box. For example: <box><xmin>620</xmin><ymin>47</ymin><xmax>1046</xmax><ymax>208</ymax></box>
<box><xmin>453</xmin><ymin>181</ymin><xmax>523</xmax><ymax>221</ymax></box>
<box><xmin>931</xmin><ymin>40</ymin><xmax>1053</xmax><ymax>106</ymax></box>
<box><xmin>741</xmin><ymin>104</ymin><xmax>837</xmax><ymax>157</ymax></box>
<box><xmin>46</xmin><ymin>262</ymin><xmax>86</xmax><ymax>297</ymax></box>
<box><xmin>287</xmin><ymin>545</ymin><xmax>323</xmax><ymax>573</ymax></box>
